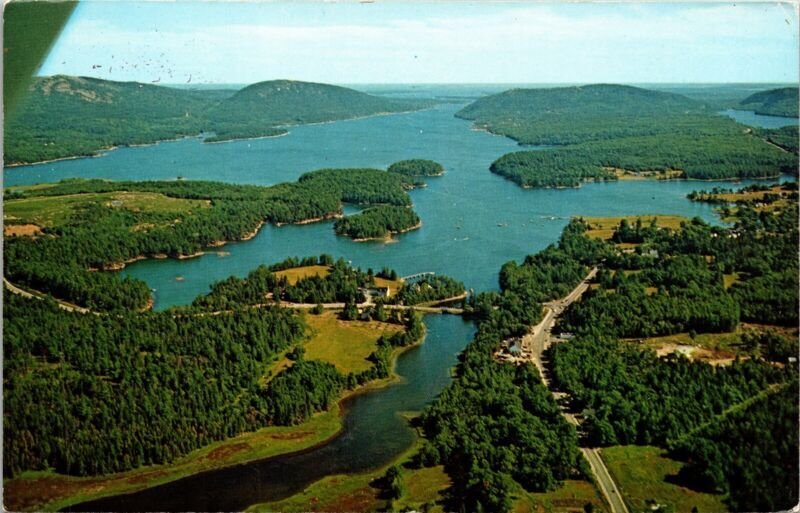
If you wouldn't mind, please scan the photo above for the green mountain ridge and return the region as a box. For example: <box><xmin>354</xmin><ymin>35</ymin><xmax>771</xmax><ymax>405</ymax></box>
<box><xmin>458</xmin><ymin>83</ymin><xmax>797</xmax><ymax>187</ymax></box>
<box><xmin>458</xmin><ymin>83</ymin><xmax>708</xmax><ymax>120</ymax></box>
<box><xmin>739</xmin><ymin>87</ymin><xmax>799</xmax><ymax>118</ymax></box>
<box><xmin>4</xmin><ymin>76</ymin><xmax>432</xmax><ymax>165</ymax></box>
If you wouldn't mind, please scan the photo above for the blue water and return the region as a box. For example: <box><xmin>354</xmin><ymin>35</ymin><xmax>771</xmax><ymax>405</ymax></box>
<box><xmin>722</xmin><ymin>109</ymin><xmax>799</xmax><ymax>129</ymax></box>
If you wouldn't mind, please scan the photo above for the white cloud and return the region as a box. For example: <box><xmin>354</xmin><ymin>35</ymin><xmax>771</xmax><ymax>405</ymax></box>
<box><xmin>40</xmin><ymin>2</ymin><xmax>799</xmax><ymax>83</ymax></box>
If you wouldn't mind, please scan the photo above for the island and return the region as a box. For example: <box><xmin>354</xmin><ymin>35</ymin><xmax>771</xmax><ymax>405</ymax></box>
<box><xmin>456</xmin><ymin>84</ymin><xmax>798</xmax><ymax>188</ymax></box>
<box><xmin>334</xmin><ymin>205</ymin><xmax>421</xmax><ymax>241</ymax></box>
<box><xmin>387</xmin><ymin>159</ymin><xmax>445</xmax><ymax>177</ymax></box>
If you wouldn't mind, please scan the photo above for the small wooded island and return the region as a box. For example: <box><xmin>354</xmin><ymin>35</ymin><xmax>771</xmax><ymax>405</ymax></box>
<box><xmin>334</xmin><ymin>205</ymin><xmax>421</xmax><ymax>241</ymax></box>
<box><xmin>387</xmin><ymin>159</ymin><xmax>445</xmax><ymax>177</ymax></box>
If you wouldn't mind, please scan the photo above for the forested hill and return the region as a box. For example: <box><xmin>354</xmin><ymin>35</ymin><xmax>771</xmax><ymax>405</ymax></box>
<box><xmin>458</xmin><ymin>84</ymin><xmax>706</xmax><ymax>122</ymax></box>
<box><xmin>210</xmin><ymin>79</ymin><xmax>428</xmax><ymax>128</ymax></box>
<box><xmin>4</xmin><ymin>76</ymin><xmax>432</xmax><ymax>164</ymax></box>
<box><xmin>4</xmin><ymin>75</ymin><xmax>216</xmax><ymax>165</ymax></box>
<box><xmin>458</xmin><ymin>83</ymin><xmax>797</xmax><ymax>187</ymax></box>
<box><xmin>739</xmin><ymin>87</ymin><xmax>799</xmax><ymax>118</ymax></box>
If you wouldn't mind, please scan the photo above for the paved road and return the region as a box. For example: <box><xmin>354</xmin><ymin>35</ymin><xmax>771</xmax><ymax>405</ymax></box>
<box><xmin>522</xmin><ymin>266</ymin><xmax>598</xmax><ymax>382</ymax></box>
<box><xmin>514</xmin><ymin>267</ymin><xmax>630</xmax><ymax>513</ymax></box>
<box><xmin>4</xmin><ymin>277</ymin><xmax>92</xmax><ymax>314</ymax></box>
<box><xmin>583</xmin><ymin>447</ymin><xmax>630</xmax><ymax>513</ymax></box>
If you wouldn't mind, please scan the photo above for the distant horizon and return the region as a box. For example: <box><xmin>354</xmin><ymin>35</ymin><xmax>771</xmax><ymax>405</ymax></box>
<box><xmin>35</xmin><ymin>74</ymin><xmax>800</xmax><ymax>89</ymax></box>
<box><xmin>39</xmin><ymin>2</ymin><xmax>799</xmax><ymax>85</ymax></box>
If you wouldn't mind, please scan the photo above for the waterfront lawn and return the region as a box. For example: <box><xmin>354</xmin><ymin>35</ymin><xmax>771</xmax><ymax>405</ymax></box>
<box><xmin>3</xmin><ymin>406</ymin><xmax>343</xmax><ymax>512</ymax></box>
<box><xmin>303</xmin><ymin>311</ymin><xmax>404</xmax><ymax>374</ymax></box>
<box><xmin>582</xmin><ymin>215</ymin><xmax>687</xmax><ymax>242</ymax></box>
<box><xmin>513</xmin><ymin>479</ymin><xmax>608</xmax><ymax>513</ymax></box>
<box><xmin>273</xmin><ymin>265</ymin><xmax>332</xmax><ymax>285</ymax></box>
<box><xmin>3</xmin><ymin>191</ymin><xmax>209</xmax><ymax>227</ymax></box>
<box><xmin>373</xmin><ymin>276</ymin><xmax>404</xmax><ymax>297</ymax></box>
<box><xmin>600</xmin><ymin>445</ymin><xmax>726</xmax><ymax>513</ymax></box>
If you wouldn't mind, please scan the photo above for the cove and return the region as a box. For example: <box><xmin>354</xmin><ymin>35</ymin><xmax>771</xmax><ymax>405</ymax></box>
<box><xmin>68</xmin><ymin>314</ymin><xmax>476</xmax><ymax>512</ymax></box>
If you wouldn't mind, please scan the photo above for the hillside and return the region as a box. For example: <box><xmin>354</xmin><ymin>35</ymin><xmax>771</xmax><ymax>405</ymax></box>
<box><xmin>458</xmin><ymin>84</ymin><xmax>797</xmax><ymax>187</ymax></box>
<box><xmin>206</xmin><ymin>80</ymin><xmax>431</xmax><ymax>142</ymax></box>
<box><xmin>458</xmin><ymin>83</ymin><xmax>705</xmax><ymax>120</ymax></box>
<box><xmin>740</xmin><ymin>87</ymin><xmax>799</xmax><ymax>118</ymax></box>
<box><xmin>4</xmin><ymin>75</ymin><xmax>215</xmax><ymax>165</ymax></box>
<box><xmin>456</xmin><ymin>84</ymin><xmax>720</xmax><ymax>145</ymax></box>
<box><xmin>4</xmin><ymin>76</ymin><xmax>433</xmax><ymax>164</ymax></box>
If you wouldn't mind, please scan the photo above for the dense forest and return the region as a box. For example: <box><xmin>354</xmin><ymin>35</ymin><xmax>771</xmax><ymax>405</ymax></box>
<box><xmin>670</xmin><ymin>379</ymin><xmax>799</xmax><ymax>512</ymax></box>
<box><xmin>560</xmin><ymin>202</ymin><xmax>799</xmax><ymax>333</ymax></box>
<box><xmin>417</xmin><ymin>194</ymin><xmax>798</xmax><ymax>511</ymax></box>
<box><xmin>739</xmin><ymin>86</ymin><xmax>799</xmax><ymax>118</ymax></box>
<box><xmin>545</xmin><ymin>201</ymin><xmax>799</xmax><ymax>510</ymax></box>
<box><xmin>415</xmin><ymin>223</ymin><xmax>610</xmax><ymax>511</ymax></box>
<box><xmin>3</xmin><ymin>292</ymin><xmax>306</xmax><ymax>477</ymax></box>
<box><xmin>4</xmin><ymin>168</ymin><xmax>422</xmax><ymax>310</ymax></box>
<box><xmin>333</xmin><ymin>205</ymin><xmax>420</xmax><ymax>240</ymax></box>
<box><xmin>3</xmin><ymin>248</ymin><xmax>429</xmax><ymax>478</ymax></box>
<box><xmin>491</xmin><ymin>132</ymin><xmax>796</xmax><ymax>187</ymax></box>
<box><xmin>457</xmin><ymin>84</ymin><xmax>798</xmax><ymax>187</ymax></box>
<box><xmin>755</xmin><ymin>125</ymin><xmax>800</xmax><ymax>153</ymax></box>
<box><xmin>4</xmin><ymin>76</ymin><xmax>431</xmax><ymax>164</ymax></box>
<box><xmin>387</xmin><ymin>159</ymin><xmax>445</xmax><ymax>176</ymax></box>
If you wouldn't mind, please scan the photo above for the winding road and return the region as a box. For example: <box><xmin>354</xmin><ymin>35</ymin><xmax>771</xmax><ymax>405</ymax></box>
<box><xmin>510</xmin><ymin>267</ymin><xmax>630</xmax><ymax>513</ymax></box>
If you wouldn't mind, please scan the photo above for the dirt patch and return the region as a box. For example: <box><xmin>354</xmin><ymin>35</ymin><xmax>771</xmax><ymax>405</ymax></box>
<box><xmin>269</xmin><ymin>431</ymin><xmax>312</xmax><ymax>440</ymax></box>
<box><xmin>4</xmin><ymin>476</ymin><xmax>102</xmax><ymax>512</ymax></box>
<box><xmin>692</xmin><ymin>347</ymin><xmax>737</xmax><ymax>366</ymax></box>
<box><xmin>4</xmin><ymin>223</ymin><xmax>42</xmax><ymax>237</ymax></box>
<box><xmin>203</xmin><ymin>442</ymin><xmax>250</xmax><ymax>462</ymax></box>
<box><xmin>323</xmin><ymin>485</ymin><xmax>379</xmax><ymax>512</ymax></box>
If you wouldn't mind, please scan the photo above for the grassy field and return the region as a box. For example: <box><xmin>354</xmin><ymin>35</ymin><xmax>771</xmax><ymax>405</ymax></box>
<box><xmin>273</xmin><ymin>265</ymin><xmax>331</xmax><ymax>285</ymax></box>
<box><xmin>3</xmin><ymin>191</ymin><xmax>209</xmax><ymax>227</ymax></box>
<box><xmin>513</xmin><ymin>480</ymin><xmax>608</xmax><ymax>513</ymax></box>
<box><xmin>302</xmin><ymin>311</ymin><xmax>404</xmax><ymax>374</ymax></box>
<box><xmin>373</xmin><ymin>276</ymin><xmax>404</xmax><ymax>297</ymax></box>
<box><xmin>4</xmin><ymin>406</ymin><xmax>344</xmax><ymax>512</ymax></box>
<box><xmin>582</xmin><ymin>215</ymin><xmax>687</xmax><ymax>241</ymax></box>
<box><xmin>600</xmin><ymin>445</ymin><xmax>726</xmax><ymax>513</ymax></box>
<box><xmin>722</xmin><ymin>273</ymin><xmax>741</xmax><ymax>289</ymax></box>
<box><xmin>271</xmin><ymin>266</ymin><xmax>403</xmax><ymax>296</ymax></box>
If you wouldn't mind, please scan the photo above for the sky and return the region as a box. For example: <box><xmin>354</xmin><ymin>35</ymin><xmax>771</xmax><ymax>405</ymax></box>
<box><xmin>38</xmin><ymin>1</ymin><xmax>800</xmax><ymax>85</ymax></box>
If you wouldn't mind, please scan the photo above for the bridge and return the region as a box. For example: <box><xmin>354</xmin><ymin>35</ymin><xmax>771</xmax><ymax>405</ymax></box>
<box><xmin>401</xmin><ymin>271</ymin><xmax>435</xmax><ymax>282</ymax></box>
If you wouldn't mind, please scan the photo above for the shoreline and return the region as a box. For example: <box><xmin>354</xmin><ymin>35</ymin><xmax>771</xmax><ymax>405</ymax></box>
<box><xmin>203</xmin><ymin>132</ymin><xmax>290</xmax><ymax>145</ymax></box>
<box><xmin>508</xmin><ymin>172</ymin><xmax>786</xmax><ymax>190</ymax></box>
<box><xmin>6</xmin><ymin>107</ymin><xmax>433</xmax><ymax>169</ymax></box>
<box><xmin>97</xmin><ymin>214</ymin><xmax>338</xmax><ymax>273</ymax></box>
<box><xmin>352</xmin><ymin>220</ymin><xmax>423</xmax><ymax>243</ymax></box>
<box><xmin>6</xmin><ymin>321</ymin><xmax>427</xmax><ymax>512</ymax></box>
<box><xmin>5</xmin><ymin>135</ymin><xmax>204</xmax><ymax>169</ymax></box>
